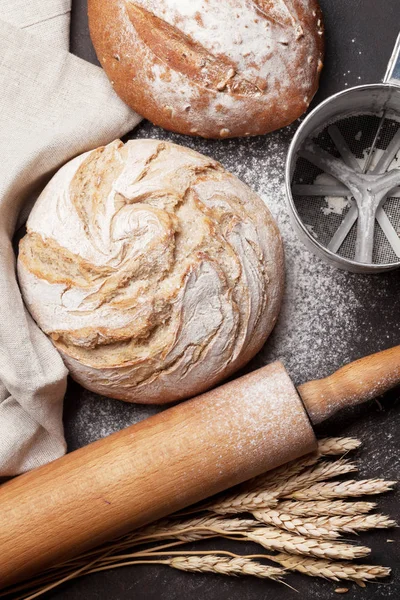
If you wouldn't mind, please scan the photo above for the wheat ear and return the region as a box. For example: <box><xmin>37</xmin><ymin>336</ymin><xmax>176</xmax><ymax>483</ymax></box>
<box><xmin>247</xmin><ymin>527</ymin><xmax>370</xmax><ymax>560</ymax></box>
<box><xmin>269</xmin><ymin>553</ymin><xmax>391</xmax><ymax>583</ymax></box>
<box><xmin>271</xmin><ymin>460</ymin><xmax>358</xmax><ymax>498</ymax></box>
<box><xmin>317</xmin><ymin>438</ymin><xmax>361</xmax><ymax>455</ymax></box>
<box><xmin>207</xmin><ymin>489</ymin><xmax>278</xmax><ymax>514</ymax></box>
<box><xmin>168</xmin><ymin>555</ymin><xmax>284</xmax><ymax>580</ymax></box>
<box><xmin>276</xmin><ymin>500</ymin><xmax>377</xmax><ymax>517</ymax></box>
<box><xmin>306</xmin><ymin>513</ymin><xmax>397</xmax><ymax>534</ymax></box>
<box><xmin>286</xmin><ymin>479</ymin><xmax>396</xmax><ymax>500</ymax></box>
<box><xmin>252</xmin><ymin>510</ymin><xmax>396</xmax><ymax>538</ymax></box>
<box><xmin>245</xmin><ymin>439</ymin><xmax>360</xmax><ymax>494</ymax></box>
<box><xmin>252</xmin><ymin>510</ymin><xmax>340</xmax><ymax>539</ymax></box>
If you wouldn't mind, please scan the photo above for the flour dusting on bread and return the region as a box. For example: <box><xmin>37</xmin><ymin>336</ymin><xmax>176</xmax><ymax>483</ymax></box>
<box><xmin>88</xmin><ymin>0</ymin><xmax>324</xmax><ymax>138</ymax></box>
<box><xmin>18</xmin><ymin>139</ymin><xmax>284</xmax><ymax>403</ymax></box>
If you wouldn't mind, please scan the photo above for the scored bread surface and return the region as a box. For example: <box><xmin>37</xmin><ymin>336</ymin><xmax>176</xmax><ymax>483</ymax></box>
<box><xmin>88</xmin><ymin>0</ymin><xmax>324</xmax><ymax>138</ymax></box>
<box><xmin>18</xmin><ymin>140</ymin><xmax>284</xmax><ymax>403</ymax></box>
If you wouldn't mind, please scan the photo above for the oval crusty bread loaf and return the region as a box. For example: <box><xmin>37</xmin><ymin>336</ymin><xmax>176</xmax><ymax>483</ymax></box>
<box><xmin>18</xmin><ymin>139</ymin><xmax>284</xmax><ymax>404</ymax></box>
<box><xmin>88</xmin><ymin>0</ymin><xmax>324</xmax><ymax>139</ymax></box>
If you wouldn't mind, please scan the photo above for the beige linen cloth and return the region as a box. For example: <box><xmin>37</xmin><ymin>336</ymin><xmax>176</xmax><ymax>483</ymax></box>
<box><xmin>0</xmin><ymin>0</ymin><xmax>141</xmax><ymax>476</ymax></box>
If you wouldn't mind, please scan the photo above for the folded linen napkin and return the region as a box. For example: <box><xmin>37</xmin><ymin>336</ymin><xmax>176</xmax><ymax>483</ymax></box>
<box><xmin>0</xmin><ymin>0</ymin><xmax>141</xmax><ymax>476</ymax></box>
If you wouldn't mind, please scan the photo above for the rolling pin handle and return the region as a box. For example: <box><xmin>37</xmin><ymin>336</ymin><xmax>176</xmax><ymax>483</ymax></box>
<box><xmin>298</xmin><ymin>345</ymin><xmax>400</xmax><ymax>424</ymax></box>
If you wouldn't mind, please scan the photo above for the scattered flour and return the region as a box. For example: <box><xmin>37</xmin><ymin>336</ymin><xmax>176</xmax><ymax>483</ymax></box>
<box><xmin>321</xmin><ymin>196</ymin><xmax>351</xmax><ymax>216</ymax></box>
<box><xmin>313</xmin><ymin>173</ymin><xmax>351</xmax><ymax>216</ymax></box>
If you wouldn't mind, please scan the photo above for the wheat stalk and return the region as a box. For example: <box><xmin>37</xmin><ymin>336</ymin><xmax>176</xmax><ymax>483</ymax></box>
<box><xmin>189</xmin><ymin>439</ymin><xmax>360</xmax><ymax>513</ymax></box>
<box><xmin>286</xmin><ymin>479</ymin><xmax>396</xmax><ymax>500</ymax></box>
<box><xmin>240</xmin><ymin>460</ymin><xmax>357</xmax><ymax>508</ymax></box>
<box><xmin>136</xmin><ymin>516</ymin><xmax>257</xmax><ymax>541</ymax></box>
<box><xmin>306</xmin><ymin>513</ymin><xmax>397</xmax><ymax>534</ymax></box>
<box><xmin>18</xmin><ymin>552</ymin><xmax>285</xmax><ymax>599</ymax></box>
<box><xmin>276</xmin><ymin>500</ymin><xmax>377</xmax><ymax>517</ymax></box>
<box><xmin>2</xmin><ymin>437</ymin><xmax>397</xmax><ymax>600</ymax></box>
<box><xmin>252</xmin><ymin>510</ymin><xmax>396</xmax><ymax>539</ymax></box>
<box><xmin>168</xmin><ymin>555</ymin><xmax>284</xmax><ymax>580</ymax></box>
<box><xmin>317</xmin><ymin>438</ymin><xmax>361</xmax><ymax>456</ymax></box>
<box><xmin>252</xmin><ymin>510</ymin><xmax>340</xmax><ymax>539</ymax></box>
<box><xmin>207</xmin><ymin>489</ymin><xmax>278</xmax><ymax>514</ymax></box>
<box><xmin>271</xmin><ymin>460</ymin><xmax>358</xmax><ymax>498</ymax></box>
<box><xmin>247</xmin><ymin>527</ymin><xmax>370</xmax><ymax>560</ymax></box>
<box><xmin>269</xmin><ymin>553</ymin><xmax>391</xmax><ymax>583</ymax></box>
<box><xmin>243</xmin><ymin>438</ymin><xmax>360</xmax><ymax>495</ymax></box>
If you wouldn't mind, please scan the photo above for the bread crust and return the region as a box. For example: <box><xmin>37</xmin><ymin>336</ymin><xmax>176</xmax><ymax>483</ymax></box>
<box><xmin>18</xmin><ymin>140</ymin><xmax>284</xmax><ymax>404</ymax></box>
<box><xmin>88</xmin><ymin>0</ymin><xmax>324</xmax><ymax>138</ymax></box>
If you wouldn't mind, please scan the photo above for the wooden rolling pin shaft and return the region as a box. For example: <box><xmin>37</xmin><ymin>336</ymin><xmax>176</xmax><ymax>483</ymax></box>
<box><xmin>1</xmin><ymin>345</ymin><xmax>399</xmax><ymax>590</ymax></box>
<box><xmin>0</xmin><ymin>362</ymin><xmax>315</xmax><ymax>590</ymax></box>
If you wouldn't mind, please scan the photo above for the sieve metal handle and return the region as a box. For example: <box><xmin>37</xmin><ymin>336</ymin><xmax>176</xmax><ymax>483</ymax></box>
<box><xmin>384</xmin><ymin>32</ymin><xmax>400</xmax><ymax>85</ymax></box>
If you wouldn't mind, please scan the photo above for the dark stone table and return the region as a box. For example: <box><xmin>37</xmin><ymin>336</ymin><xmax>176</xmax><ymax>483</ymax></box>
<box><xmin>56</xmin><ymin>1</ymin><xmax>400</xmax><ymax>598</ymax></box>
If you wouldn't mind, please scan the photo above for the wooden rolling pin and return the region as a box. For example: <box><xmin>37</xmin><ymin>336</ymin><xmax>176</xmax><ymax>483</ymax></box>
<box><xmin>1</xmin><ymin>345</ymin><xmax>399</xmax><ymax>590</ymax></box>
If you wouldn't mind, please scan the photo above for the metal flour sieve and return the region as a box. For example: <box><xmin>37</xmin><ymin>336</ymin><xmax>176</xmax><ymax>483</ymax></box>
<box><xmin>286</xmin><ymin>33</ymin><xmax>400</xmax><ymax>273</ymax></box>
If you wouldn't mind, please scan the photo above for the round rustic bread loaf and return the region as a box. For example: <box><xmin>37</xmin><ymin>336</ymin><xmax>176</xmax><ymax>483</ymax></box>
<box><xmin>88</xmin><ymin>0</ymin><xmax>324</xmax><ymax>139</ymax></box>
<box><xmin>18</xmin><ymin>139</ymin><xmax>284</xmax><ymax>404</ymax></box>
